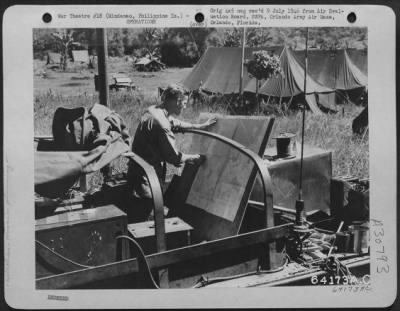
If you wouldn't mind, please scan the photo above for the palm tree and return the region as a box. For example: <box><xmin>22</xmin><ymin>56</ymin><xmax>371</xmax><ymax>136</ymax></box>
<box><xmin>52</xmin><ymin>30</ymin><xmax>80</xmax><ymax>70</ymax></box>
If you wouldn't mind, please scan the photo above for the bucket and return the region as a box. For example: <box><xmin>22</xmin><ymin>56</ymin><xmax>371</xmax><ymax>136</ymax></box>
<box><xmin>336</xmin><ymin>232</ymin><xmax>351</xmax><ymax>253</ymax></box>
<box><xmin>273</xmin><ymin>133</ymin><xmax>297</xmax><ymax>158</ymax></box>
<box><xmin>348</xmin><ymin>224</ymin><xmax>369</xmax><ymax>253</ymax></box>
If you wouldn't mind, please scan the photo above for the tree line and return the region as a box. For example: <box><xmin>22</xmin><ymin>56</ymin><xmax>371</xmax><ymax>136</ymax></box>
<box><xmin>33</xmin><ymin>27</ymin><xmax>367</xmax><ymax>67</ymax></box>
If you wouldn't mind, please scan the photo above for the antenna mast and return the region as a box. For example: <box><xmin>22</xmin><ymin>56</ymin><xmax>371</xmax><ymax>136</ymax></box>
<box><xmin>294</xmin><ymin>27</ymin><xmax>309</xmax><ymax>230</ymax></box>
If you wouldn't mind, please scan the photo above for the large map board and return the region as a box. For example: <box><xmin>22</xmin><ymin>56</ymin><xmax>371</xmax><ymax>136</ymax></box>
<box><xmin>177</xmin><ymin>114</ymin><xmax>274</xmax><ymax>241</ymax></box>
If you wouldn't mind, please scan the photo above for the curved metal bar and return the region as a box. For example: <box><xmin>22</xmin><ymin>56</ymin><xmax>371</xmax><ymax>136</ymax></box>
<box><xmin>116</xmin><ymin>235</ymin><xmax>159</xmax><ymax>289</ymax></box>
<box><xmin>182</xmin><ymin>129</ymin><xmax>274</xmax><ymax>228</ymax></box>
<box><xmin>36</xmin><ymin>240</ymin><xmax>93</xmax><ymax>273</ymax></box>
<box><xmin>124</xmin><ymin>153</ymin><xmax>166</xmax><ymax>253</ymax></box>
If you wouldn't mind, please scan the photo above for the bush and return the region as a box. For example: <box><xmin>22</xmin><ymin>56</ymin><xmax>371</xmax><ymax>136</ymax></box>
<box><xmin>160</xmin><ymin>41</ymin><xmax>191</xmax><ymax>67</ymax></box>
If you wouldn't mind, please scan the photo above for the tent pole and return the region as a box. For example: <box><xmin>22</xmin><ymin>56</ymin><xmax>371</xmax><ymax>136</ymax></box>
<box><xmin>295</xmin><ymin>27</ymin><xmax>309</xmax><ymax>229</ymax></box>
<box><xmin>239</xmin><ymin>27</ymin><xmax>246</xmax><ymax>98</ymax></box>
<box><xmin>287</xmin><ymin>96</ymin><xmax>293</xmax><ymax>110</ymax></box>
<box><xmin>266</xmin><ymin>95</ymin><xmax>271</xmax><ymax>106</ymax></box>
<box><xmin>256</xmin><ymin>79</ymin><xmax>260</xmax><ymax>113</ymax></box>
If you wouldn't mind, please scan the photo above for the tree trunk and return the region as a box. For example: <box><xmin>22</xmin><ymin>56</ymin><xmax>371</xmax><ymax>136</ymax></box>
<box><xmin>62</xmin><ymin>44</ymin><xmax>68</xmax><ymax>71</ymax></box>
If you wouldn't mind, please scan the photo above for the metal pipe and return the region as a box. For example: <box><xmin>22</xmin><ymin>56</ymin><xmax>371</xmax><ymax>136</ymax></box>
<box><xmin>298</xmin><ymin>27</ymin><xmax>309</xmax><ymax>201</ymax></box>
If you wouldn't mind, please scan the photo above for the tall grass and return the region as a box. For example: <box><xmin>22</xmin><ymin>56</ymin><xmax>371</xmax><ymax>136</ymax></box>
<box><xmin>272</xmin><ymin>110</ymin><xmax>368</xmax><ymax>177</ymax></box>
<box><xmin>34</xmin><ymin>90</ymin><xmax>369</xmax><ymax>191</ymax></box>
<box><xmin>34</xmin><ymin>91</ymin><xmax>98</xmax><ymax>135</ymax></box>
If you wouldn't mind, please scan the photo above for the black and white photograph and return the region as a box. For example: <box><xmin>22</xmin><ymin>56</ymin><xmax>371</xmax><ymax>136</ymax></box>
<box><xmin>3</xmin><ymin>4</ymin><xmax>396</xmax><ymax>309</ymax></box>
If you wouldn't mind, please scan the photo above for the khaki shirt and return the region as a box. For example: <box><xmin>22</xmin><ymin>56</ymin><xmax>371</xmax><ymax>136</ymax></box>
<box><xmin>128</xmin><ymin>105</ymin><xmax>193</xmax><ymax>199</ymax></box>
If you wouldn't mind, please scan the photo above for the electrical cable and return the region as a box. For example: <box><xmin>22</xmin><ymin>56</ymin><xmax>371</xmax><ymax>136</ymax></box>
<box><xmin>35</xmin><ymin>240</ymin><xmax>93</xmax><ymax>269</ymax></box>
<box><xmin>312</xmin><ymin>227</ymin><xmax>335</xmax><ymax>235</ymax></box>
<box><xmin>191</xmin><ymin>255</ymin><xmax>289</xmax><ymax>288</ymax></box>
<box><xmin>258</xmin><ymin>256</ymin><xmax>289</xmax><ymax>274</ymax></box>
<box><xmin>191</xmin><ymin>271</ymin><xmax>257</xmax><ymax>288</ymax></box>
<box><xmin>327</xmin><ymin>221</ymin><xmax>344</xmax><ymax>257</ymax></box>
<box><xmin>115</xmin><ymin>235</ymin><xmax>159</xmax><ymax>289</ymax></box>
<box><xmin>321</xmin><ymin>255</ymin><xmax>356</xmax><ymax>283</ymax></box>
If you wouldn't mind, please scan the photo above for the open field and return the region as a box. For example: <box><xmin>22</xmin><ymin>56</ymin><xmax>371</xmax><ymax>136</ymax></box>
<box><xmin>34</xmin><ymin>59</ymin><xmax>192</xmax><ymax>98</ymax></box>
<box><xmin>34</xmin><ymin>60</ymin><xmax>368</xmax><ymax>187</ymax></box>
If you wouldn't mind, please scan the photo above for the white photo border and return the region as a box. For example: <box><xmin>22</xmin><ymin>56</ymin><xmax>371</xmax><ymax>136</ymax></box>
<box><xmin>3</xmin><ymin>4</ymin><xmax>397</xmax><ymax>309</ymax></box>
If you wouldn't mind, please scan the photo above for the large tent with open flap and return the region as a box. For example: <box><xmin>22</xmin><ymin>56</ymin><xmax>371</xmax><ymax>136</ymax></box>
<box><xmin>295</xmin><ymin>49</ymin><xmax>367</xmax><ymax>90</ymax></box>
<box><xmin>293</xmin><ymin>48</ymin><xmax>368</xmax><ymax>110</ymax></box>
<box><xmin>181</xmin><ymin>46</ymin><xmax>367</xmax><ymax>112</ymax></box>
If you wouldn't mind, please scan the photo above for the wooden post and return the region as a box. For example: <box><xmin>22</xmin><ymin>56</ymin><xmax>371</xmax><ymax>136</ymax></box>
<box><xmin>96</xmin><ymin>29</ymin><xmax>110</xmax><ymax>107</ymax></box>
<box><xmin>96</xmin><ymin>28</ymin><xmax>112</xmax><ymax>179</ymax></box>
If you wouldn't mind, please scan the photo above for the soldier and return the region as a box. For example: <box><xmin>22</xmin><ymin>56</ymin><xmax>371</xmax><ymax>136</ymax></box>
<box><xmin>127</xmin><ymin>84</ymin><xmax>216</xmax><ymax>221</ymax></box>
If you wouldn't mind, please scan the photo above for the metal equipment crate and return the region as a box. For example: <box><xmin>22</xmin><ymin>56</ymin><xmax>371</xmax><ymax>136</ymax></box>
<box><xmin>127</xmin><ymin>217</ymin><xmax>193</xmax><ymax>254</ymax></box>
<box><xmin>36</xmin><ymin>204</ymin><xmax>128</xmax><ymax>278</ymax></box>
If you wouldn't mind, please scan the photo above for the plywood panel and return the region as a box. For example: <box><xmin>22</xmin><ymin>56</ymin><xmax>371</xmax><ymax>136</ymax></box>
<box><xmin>177</xmin><ymin>114</ymin><xmax>274</xmax><ymax>242</ymax></box>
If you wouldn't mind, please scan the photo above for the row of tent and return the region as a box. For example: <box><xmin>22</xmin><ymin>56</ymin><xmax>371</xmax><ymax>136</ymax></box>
<box><xmin>181</xmin><ymin>46</ymin><xmax>367</xmax><ymax>113</ymax></box>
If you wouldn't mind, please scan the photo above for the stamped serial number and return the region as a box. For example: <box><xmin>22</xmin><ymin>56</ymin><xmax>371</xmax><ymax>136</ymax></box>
<box><xmin>48</xmin><ymin>294</ymin><xmax>69</xmax><ymax>301</ymax></box>
<box><xmin>311</xmin><ymin>274</ymin><xmax>370</xmax><ymax>285</ymax></box>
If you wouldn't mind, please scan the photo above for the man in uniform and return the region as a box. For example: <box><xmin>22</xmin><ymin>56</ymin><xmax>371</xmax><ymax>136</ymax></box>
<box><xmin>127</xmin><ymin>84</ymin><xmax>216</xmax><ymax>221</ymax></box>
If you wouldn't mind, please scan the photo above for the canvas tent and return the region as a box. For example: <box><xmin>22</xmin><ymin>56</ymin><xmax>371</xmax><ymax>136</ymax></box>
<box><xmin>46</xmin><ymin>52</ymin><xmax>62</xmax><ymax>67</ymax></box>
<box><xmin>250</xmin><ymin>48</ymin><xmax>333</xmax><ymax>97</ymax></box>
<box><xmin>182</xmin><ymin>46</ymin><xmax>283</xmax><ymax>94</ymax></box>
<box><xmin>134</xmin><ymin>57</ymin><xmax>166</xmax><ymax>71</ymax></box>
<box><xmin>352</xmin><ymin>106</ymin><xmax>368</xmax><ymax>134</ymax></box>
<box><xmin>342</xmin><ymin>49</ymin><xmax>368</xmax><ymax>77</ymax></box>
<box><xmin>294</xmin><ymin>49</ymin><xmax>367</xmax><ymax>90</ymax></box>
<box><xmin>244</xmin><ymin>47</ymin><xmax>335</xmax><ymax>114</ymax></box>
<box><xmin>334</xmin><ymin>49</ymin><xmax>367</xmax><ymax>104</ymax></box>
<box><xmin>181</xmin><ymin>46</ymin><xmax>367</xmax><ymax>112</ymax></box>
<box><xmin>182</xmin><ymin>47</ymin><xmax>367</xmax><ymax>93</ymax></box>
<box><xmin>290</xmin><ymin>49</ymin><xmax>368</xmax><ymax>109</ymax></box>
<box><xmin>72</xmin><ymin>50</ymin><xmax>90</xmax><ymax>63</ymax></box>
